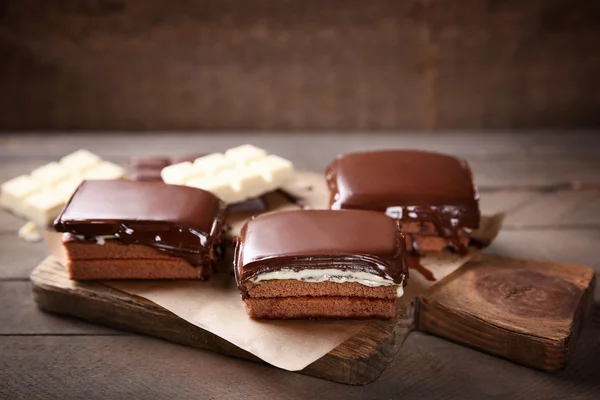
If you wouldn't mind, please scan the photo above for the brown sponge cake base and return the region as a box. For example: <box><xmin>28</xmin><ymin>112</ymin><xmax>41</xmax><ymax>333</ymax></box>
<box><xmin>67</xmin><ymin>258</ymin><xmax>206</xmax><ymax>280</ymax></box>
<box><xmin>64</xmin><ymin>236</ymin><xmax>180</xmax><ymax>260</ymax></box>
<box><xmin>63</xmin><ymin>235</ymin><xmax>209</xmax><ymax>280</ymax></box>
<box><xmin>245</xmin><ymin>280</ymin><xmax>398</xmax><ymax>299</ymax></box>
<box><xmin>244</xmin><ymin>296</ymin><xmax>396</xmax><ymax>319</ymax></box>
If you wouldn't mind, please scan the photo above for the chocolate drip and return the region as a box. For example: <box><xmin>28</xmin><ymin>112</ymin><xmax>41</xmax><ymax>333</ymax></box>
<box><xmin>407</xmin><ymin>257</ymin><xmax>436</xmax><ymax>281</ymax></box>
<box><xmin>393</xmin><ymin>205</ymin><xmax>470</xmax><ymax>255</ymax></box>
<box><xmin>65</xmin><ymin>221</ymin><xmax>223</xmax><ymax>267</ymax></box>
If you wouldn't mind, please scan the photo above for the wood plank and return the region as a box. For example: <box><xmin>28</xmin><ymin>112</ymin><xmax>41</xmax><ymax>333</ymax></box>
<box><xmin>480</xmin><ymin>191</ymin><xmax>600</xmax><ymax>228</ymax></box>
<box><xmin>430</xmin><ymin>0</ymin><xmax>600</xmax><ymax>129</ymax></box>
<box><xmin>1</xmin><ymin>1</ymin><xmax>599</xmax><ymax>130</ymax></box>
<box><xmin>0</xmin><ymin>0</ymin><xmax>425</xmax><ymax>131</ymax></box>
<box><xmin>392</xmin><ymin>322</ymin><xmax>600</xmax><ymax>399</ymax></box>
<box><xmin>0</xmin><ymin>210</ymin><xmax>25</xmax><ymax>232</ymax></box>
<box><xmin>31</xmin><ymin>258</ymin><xmax>413</xmax><ymax>385</ymax></box>
<box><xmin>488</xmin><ymin>229</ymin><xmax>600</xmax><ymax>270</ymax></box>
<box><xmin>0</xmin><ymin>281</ymin><xmax>121</xmax><ymax>335</ymax></box>
<box><xmin>0</xmin><ymin>234</ymin><xmax>48</xmax><ymax>279</ymax></box>
<box><xmin>2</xmin><ymin>132</ymin><xmax>599</xmax><ymax>158</ymax></box>
<box><xmin>1</xmin><ymin>316</ymin><xmax>599</xmax><ymax>399</ymax></box>
<box><xmin>416</xmin><ymin>255</ymin><xmax>595</xmax><ymax>371</ymax></box>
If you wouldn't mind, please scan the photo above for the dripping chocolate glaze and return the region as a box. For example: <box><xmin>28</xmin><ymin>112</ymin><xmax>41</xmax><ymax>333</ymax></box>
<box><xmin>54</xmin><ymin>180</ymin><xmax>227</xmax><ymax>266</ymax></box>
<box><xmin>325</xmin><ymin>150</ymin><xmax>480</xmax><ymax>255</ymax></box>
<box><xmin>234</xmin><ymin>210</ymin><xmax>409</xmax><ymax>297</ymax></box>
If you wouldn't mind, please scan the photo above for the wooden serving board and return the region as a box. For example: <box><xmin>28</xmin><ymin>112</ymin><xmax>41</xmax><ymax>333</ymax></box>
<box><xmin>29</xmin><ymin>171</ymin><xmax>597</xmax><ymax>384</ymax></box>
<box><xmin>416</xmin><ymin>254</ymin><xmax>596</xmax><ymax>372</ymax></box>
<box><xmin>31</xmin><ymin>257</ymin><xmax>415</xmax><ymax>385</ymax></box>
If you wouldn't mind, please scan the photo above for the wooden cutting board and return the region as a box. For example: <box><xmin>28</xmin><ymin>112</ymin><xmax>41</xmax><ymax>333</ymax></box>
<box><xmin>29</xmin><ymin>171</ymin><xmax>596</xmax><ymax>384</ymax></box>
<box><xmin>31</xmin><ymin>257</ymin><xmax>415</xmax><ymax>385</ymax></box>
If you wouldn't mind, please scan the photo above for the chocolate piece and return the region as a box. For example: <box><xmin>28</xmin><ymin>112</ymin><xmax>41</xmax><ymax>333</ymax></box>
<box><xmin>127</xmin><ymin>168</ymin><xmax>162</xmax><ymax>182</ymax></box>
<box><xmin>54</xmin><ymin>180</ymin><xmax>226</xmax><ymax>268</ymax></box>
<box><xmin>127</xmin><ymin>156</ymin><xmax>172</xmax><ymax>182</ymax></box>
<box><xmin>129</xmin><ymin>156</ymin><xmax>172</xmax><ymax>169</ymax></box>
<box><xmin>234</xmin><ymin>209</ymin><xmax>408</xmax><ymax>319</ymax></box>
<box><xmin>227</xmin><ymin>196</ymin><xmax>268</xmax><ymax>213</ymax></box>
<box><xmin>326</xmin><ymin>150</ymin><xmax>480</xmax><ymax>253</ymax></box>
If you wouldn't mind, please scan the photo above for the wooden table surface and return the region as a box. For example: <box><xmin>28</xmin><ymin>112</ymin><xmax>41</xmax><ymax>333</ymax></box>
<box><xmin>1</xmin><ymin>132</ymin><xmax>599</xmax><ymax>399</ymax></box>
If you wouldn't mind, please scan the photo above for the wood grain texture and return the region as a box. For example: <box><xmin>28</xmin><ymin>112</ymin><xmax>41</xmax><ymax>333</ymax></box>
<box><xmin>2</xmin><ymin>132</ymin><xmax>600</xmax><ymax>158</ymax></box>
<box><xmin>0</xmin><ymin>235</ymin><xmax>48</xmax><ymax>279</ymax></box>
<box><xmin>416</xmin><ymin>255</ymin><xmax>596</xmax><ymax>371</ymax></box>
<box><xmin>0</xmin><ymin>0</ymin><xmax>424</xmax><ymax>131</ymax></box>
<box><xmin>1</xmin><ymin>321</ymin><xmax>599</xmax><ymax>400</ymax></box>
<box><xmin>31</xmin><ymin>257</ymin><xmax>414</xmax><ymax>385</ymax></box>
<box><xmin>0</xmin><ymin>281</ymin><xmax>121</xmax><ymax>334</ymax></box>
<box><xmin>1</xmin><ymin>0</ymin><xmax>599</xmax><ymax>130</ymax></box>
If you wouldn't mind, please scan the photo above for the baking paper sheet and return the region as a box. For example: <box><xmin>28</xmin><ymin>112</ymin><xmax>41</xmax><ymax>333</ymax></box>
<box><xmin>44</xmin><ymin>171</ymin><xmax>505</xmax><ymax>371</ymax></box>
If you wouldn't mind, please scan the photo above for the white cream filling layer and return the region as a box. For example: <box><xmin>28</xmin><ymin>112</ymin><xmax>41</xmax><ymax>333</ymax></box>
<box><xmin>250</xmin><ymin>268</ymin><xmax>404</xmax><ymax>297</ymax></box>
<box><xmin>72</xmin><ymin>234</ymin><xmax>116</xmax><ymax>245</ymax></box>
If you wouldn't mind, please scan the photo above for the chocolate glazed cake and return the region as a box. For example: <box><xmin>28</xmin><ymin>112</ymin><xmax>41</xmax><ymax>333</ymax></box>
<box><xmin>325</xmin><ymin>150</ymin><xmax>480</xmax><ymax>254</ymax></box>
<box><xmin>234</xmin><ymin>210</ymin><xmax>408</xmax><ymax>319</ymax></box>
<box><xmin>54</xmin><ymin>180</ymin><xmax>226</xmax><ymax>280</ymax></box>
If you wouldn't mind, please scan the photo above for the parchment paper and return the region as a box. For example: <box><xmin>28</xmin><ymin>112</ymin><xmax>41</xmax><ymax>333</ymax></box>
<box><xmin>44</xmin><ymin>171</ymin><xmax>505</xmax><ymax>371</ymax></box>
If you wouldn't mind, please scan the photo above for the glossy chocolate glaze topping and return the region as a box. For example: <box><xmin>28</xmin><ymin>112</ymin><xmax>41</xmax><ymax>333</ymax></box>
<box><xmin>326</xmin><ymin>150</ymin><xmax>480</xmax><ymax>253</ymax></box>
<box><xmin>234</xmin><ymin>209</ymin><xmax>408</xmax><ymax>294</ymax></box>
<box><xmin>54</xmin><ymin>180</ymin><xmax>226</xmax><ymax>266</ymax></box>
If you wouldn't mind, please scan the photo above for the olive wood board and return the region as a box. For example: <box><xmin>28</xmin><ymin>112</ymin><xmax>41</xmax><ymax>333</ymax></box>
<box><xmin>31</xmin><ymin>253</ymin><xmax>595</xmax><ymax>385</ymax></box>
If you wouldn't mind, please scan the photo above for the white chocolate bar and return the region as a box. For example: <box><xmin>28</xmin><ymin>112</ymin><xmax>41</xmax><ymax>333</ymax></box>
<box><xmin>193</xmin><ymin>153</ymin><xmax>236</xmax><ymax>176</ymax></box>
<box><xmin>30</xmin><ymin>162</ymin><xmax>71</xmax><ymax>187</ymax></box>
<box><xmin>24</xmin><ymin>190</ymin><xmax>66</xmax><ymax>227</ymax></box>
<box><xmin>161</xmin><ymin>162</ymin><xmax>196</xmax><ymax>185</ymax></box>
<box><xmin>220</xmin><ymin>169</ymin><xmax>266</xmax><ymax>200</ymax></box>
<box><xmin>0</xmin><ymin>175</ymin><xmax>42</xmax><ymax>216</ymax></box>
<box><xmin>224</xmin><ymin>144</ymin><xmax>267</xmax><ymax>166</ymax></box>
<box><xmin>187</xmin><ymin>175</ymin><xmax>240</xmax><ymax>204</ymax></box>
<box><xmin>60</xmin><ymin>149</ymin><xmax>102</xmax><ymax>172</ymax></box>
<box><xmin>84</xmin><ymin>161</ymin><xmax>125</xmax><ymax>180</ymax></box>
<box><xmin>54</xmin><ymin>176</ymin><xmax>84</xmax><ymax>202</ymax></box>
<box><xmin>1</xmin><ymin>149</ymin><xmax>124</xmax><ymax>229</ymax></box>
<box><xmin>162</xmin><ymin>145</ymin><xmax>295</xmax><ymax>204</ymax></box>
<box><xmin>249</xmin><ymin>155</ymin><xmax>295</xmax><ymax>191</ymax></box>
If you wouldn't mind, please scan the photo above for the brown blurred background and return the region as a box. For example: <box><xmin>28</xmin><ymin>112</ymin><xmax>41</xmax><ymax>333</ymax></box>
<box><xmin>1</xmin><ymin>0</ymin><xmax>599</xmax><ymax>131</ymax></box>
